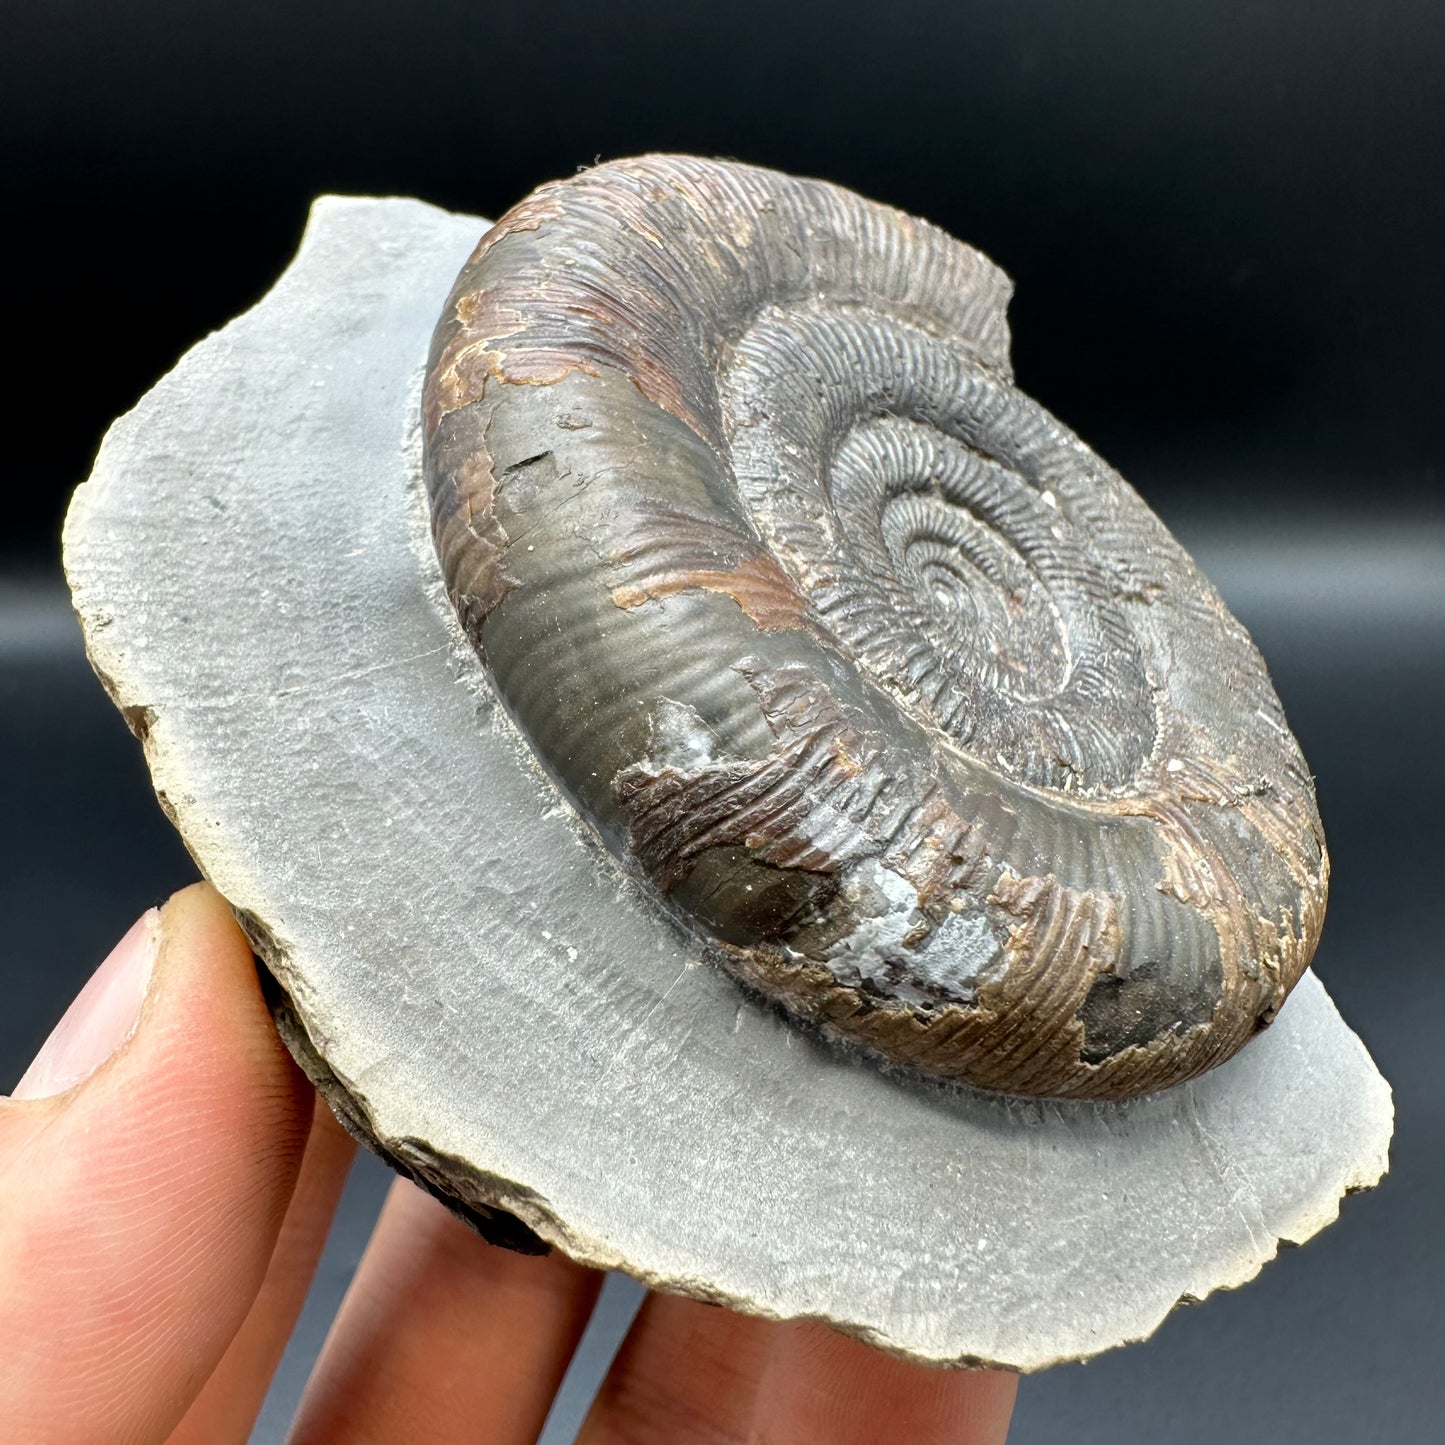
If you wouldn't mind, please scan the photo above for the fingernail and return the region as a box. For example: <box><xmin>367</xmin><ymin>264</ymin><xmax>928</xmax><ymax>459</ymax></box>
<box><xmin>11</xmin><ymin>910</ymin><xmax>162</xmax><ymax>1100</ymax></box>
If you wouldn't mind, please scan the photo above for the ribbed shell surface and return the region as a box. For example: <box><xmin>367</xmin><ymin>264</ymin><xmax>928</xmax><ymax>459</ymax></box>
<box><xmin>422</xmin><ymin>155</ymin><xmax>1328</xmax><ymax>1100</ymax></box>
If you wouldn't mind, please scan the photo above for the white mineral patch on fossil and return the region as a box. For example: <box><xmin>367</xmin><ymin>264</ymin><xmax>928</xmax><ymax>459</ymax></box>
<box><xmin>906</xmin><ymin>910</ymin><xmax>1004</xmax><ymax>998</ymax></box>
<box><xmin>63</xmin><ymin>195</ymin><xmax>1393</xmax><ymax>1371</ymax></box>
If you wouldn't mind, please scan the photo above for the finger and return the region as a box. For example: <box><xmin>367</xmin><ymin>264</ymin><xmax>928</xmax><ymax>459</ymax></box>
<box><xmin>166</xmin><ymin>1096</ymin><xmax>356</xmax><ymax>1445</ymax></box>
<box><xmin>0</xmin><ymin>883</ymin><xmax>315</xmax><ymax>1445</ymax></box>
<box><xmin>578</xmin><ymin>1292</ymin><xmax>1017</xmax><ymax>1445</ymax></box>
<box><xmin>754</xmin><ymin>1318</ymin><xmax>1017</xmax><ymax>1445</ymax></box>
<box><xmin>577</xmin><ymin>1291</ymin><xmax>778</xmax><ymax>1442</ymax></box>
<box><xmin>288</xmin><ymin>1177</ymin><xmax>603</xmax><ymax>1445</ymax></box>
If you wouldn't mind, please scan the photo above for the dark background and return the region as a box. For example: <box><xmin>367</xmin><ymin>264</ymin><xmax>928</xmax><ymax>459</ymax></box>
<box><xmin>3</xmin><ymin>3</ymin><xmax>1441</xmax><ymax>1441</ymax></box>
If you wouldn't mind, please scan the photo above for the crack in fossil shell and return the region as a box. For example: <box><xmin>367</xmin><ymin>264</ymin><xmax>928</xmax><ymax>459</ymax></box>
<box><xmin>422</xmin><ymin>154</ymin><xmax>1328</xmax><ymax>1100</ymax></box>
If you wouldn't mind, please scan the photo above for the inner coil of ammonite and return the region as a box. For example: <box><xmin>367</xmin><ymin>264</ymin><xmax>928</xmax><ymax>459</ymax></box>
<box><xmin>422</xmin><ymin>154</ymin><xmax>1328</xmax><ymax>1101</ymax></box>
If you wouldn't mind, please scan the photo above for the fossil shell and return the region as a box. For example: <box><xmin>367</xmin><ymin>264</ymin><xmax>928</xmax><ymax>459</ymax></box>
<box><xmin>424</xmin><ymin>156</ymin><xmax>1328</xmax><ymax>1100</ymax></box>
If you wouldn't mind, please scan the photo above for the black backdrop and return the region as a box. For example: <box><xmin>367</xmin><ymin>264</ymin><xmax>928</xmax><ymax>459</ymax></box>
<box><xmin>6</xmin><ymin>0</ymin><xmax>1443</xmax><ymax>550</ymax></box>
<box><xmin>2</xmin><ymin>4</ymin><xmax>1441</xmax><ymax>1443</ymax></box>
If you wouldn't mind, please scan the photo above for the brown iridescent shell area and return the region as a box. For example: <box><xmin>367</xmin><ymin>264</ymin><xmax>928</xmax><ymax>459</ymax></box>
<box><xmin>422</xmin><ymin>155</ymin><xmax>1327</xmax><ymax>1100</ymax></box>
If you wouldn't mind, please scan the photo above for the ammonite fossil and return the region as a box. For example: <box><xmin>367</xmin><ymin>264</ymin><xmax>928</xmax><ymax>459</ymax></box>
<box><xmin>423</xmin><ymin>155</ymin><xmax>1328</xmax><ymax>1101</ymax></box>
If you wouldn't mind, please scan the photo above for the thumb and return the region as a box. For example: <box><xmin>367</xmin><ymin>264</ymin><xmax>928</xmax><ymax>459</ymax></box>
<box><xmin>0</xmin><ymin>883</ymin><xmax>315</xmax><ymax>1444</ymax></box>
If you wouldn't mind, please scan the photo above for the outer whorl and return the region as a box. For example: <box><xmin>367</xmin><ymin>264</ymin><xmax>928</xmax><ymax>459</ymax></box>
<box><xmin>422</xmin><ymin>155</ymin><xmax>1328</xmax><ymax>1101</ymax></box>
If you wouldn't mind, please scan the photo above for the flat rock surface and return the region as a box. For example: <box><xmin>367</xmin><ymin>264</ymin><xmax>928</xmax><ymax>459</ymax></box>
<box><xmin>63</xmin><ymin>195</ymin><xmax>1393</xmax><ymax>1371</ymax></box>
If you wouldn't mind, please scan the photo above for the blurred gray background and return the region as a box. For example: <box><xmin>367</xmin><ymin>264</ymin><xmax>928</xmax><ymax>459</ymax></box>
<box><xmin>3</xmin><ymin>2</ymin><xmax>1442</xmax><ymax>1440</ymax></box>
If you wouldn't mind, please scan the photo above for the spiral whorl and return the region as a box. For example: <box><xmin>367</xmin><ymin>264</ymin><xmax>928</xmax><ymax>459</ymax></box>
<box><xmin>423</xmin><ymin>155</ymin><xmax>1327</xmax><ymax>1100</ymax></box>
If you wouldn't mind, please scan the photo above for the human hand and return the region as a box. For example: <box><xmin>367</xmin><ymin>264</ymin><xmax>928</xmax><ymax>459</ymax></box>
<box><xmin>1</xmin><ymin>884</ymin><xmax>1018</xmax><ymax>1443</ymax></box>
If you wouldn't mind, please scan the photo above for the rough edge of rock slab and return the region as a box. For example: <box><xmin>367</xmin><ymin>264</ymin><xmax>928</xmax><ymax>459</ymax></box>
<box><xmin>62</xmin><ymin>194</ymin><xmax>1393</xmax><ymax>1372</ymax></box>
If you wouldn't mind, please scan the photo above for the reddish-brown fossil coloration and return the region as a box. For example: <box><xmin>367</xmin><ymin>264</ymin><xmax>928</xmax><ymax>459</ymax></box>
<box><xmin>422</xmin><ymin>155</ymin><xmax>1328</xmax><ymax>1100</ymax></box>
